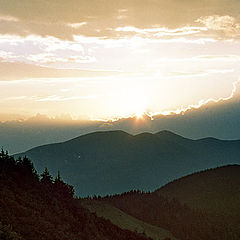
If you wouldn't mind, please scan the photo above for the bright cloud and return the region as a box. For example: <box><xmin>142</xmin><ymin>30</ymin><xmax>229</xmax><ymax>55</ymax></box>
<box><xmin>115</xmin><ymin>26</ymin><xmax>208</xmax><ymax>37</ymax></box>
<box><xmin>0</xmin><ymin>0</ymin><xmax>240</xmax><ymax>40</ymax></box>
<box><xmin>196</xmin><ymin>15</ymin><xmax>240</xmax><ymax>32</ymax></box>
<box><xmin>67</xmin><ymin>22</ymin><xmax>87</xmax><ymax>29</ymax></box>
<box><xmin>0</xmin><ymin>1</ymin><xmax>240</xmax><ymax>121</ymax></box>
<box><xmin>0</xmin><ymin>15</ymin><xmax>19</xmax><ymax>22</ymax></box>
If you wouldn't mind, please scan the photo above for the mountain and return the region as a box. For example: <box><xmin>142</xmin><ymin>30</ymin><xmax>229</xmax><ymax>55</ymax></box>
<box><xmin>15</xmin><ymin>130</ymin><xmax>240</xmax><ymax>196</ymax></box>
<box><xmin>155</xmin><ymin>165</ymin><xmax>240</xmax><ymax>216</ymax></box>
<box><xmin>3</xmin><ymin>148</ymin><xmax>240</xmax><ymax>240</ymax></box>
<box><xmin>155</xmin><ymin>165</ymin><xmax>240</xmax><ymax>236</ymax></box>
<box><xmin>89</xmin><ymin>165</ymin><xmax>240</xmax><ymax>240</ymax></box>
<box><xmin>2</xmin><ymin>85</ymin><xmax>240</xmax><ymax>155</ymax></box>
<box><xmin>0</xmin><ymin>151</ymin><xmax>152</xmax><ymax>240</ymax></box>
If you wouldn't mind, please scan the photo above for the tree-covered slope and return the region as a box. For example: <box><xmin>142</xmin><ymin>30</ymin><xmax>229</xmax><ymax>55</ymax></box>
<box><xmin>95</xmin><ymin>187</ymin><xmax>240</xmax><ymax>240</ymax></box>
<box><xmin>0</xmin><ymin>150</ymin><xmax>152</xmax><ymax>240</ymax></box>
<box><xmin>93</xmin><ymin>165</ymin><xmax>240</xmax><ymax>240</ymax></box>
<box><xmin>155</xmin><ymin>165</ymin><xmax>240</xmax><ymax>217</ymax></box>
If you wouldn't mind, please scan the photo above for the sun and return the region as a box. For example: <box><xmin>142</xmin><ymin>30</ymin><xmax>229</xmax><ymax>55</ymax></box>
<box><xmin>116</xmin><ymin>89</ymin><xmax>148</xmax><ymax>118</ymax></box>
<box><xmin>135</xmin><ymin>111</ymin><xmax>145</xmax><ymax>118</ymax></box>
<box><xmin>106</xmin><ymin>81</ymin><xmax>149</xmax><ymax>120</ymax></box>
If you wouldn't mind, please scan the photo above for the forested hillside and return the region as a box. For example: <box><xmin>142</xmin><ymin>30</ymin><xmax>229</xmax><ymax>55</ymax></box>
<box><xmin>93</xmin><ymin>191</ymin><xmax>233</xmax><ymax>240</ymax></box>
<box><xmin>156</xmin><ymin>165</ymin><xmax>240</xmax><ymax>215</ymax></box>
<box><xmin>0</xmin><ymin>150</ymin><xmax>152</xmax><ymax>240</ymax></box>
<box><xmin>91</xmin><ymin>165</ymin><xmax>240</xmax><ymax>240</ymax></box>
<box><xmin>2</xmin><ymin>148</ymin><xmax>240</xmax><ymax>240</ymax></box>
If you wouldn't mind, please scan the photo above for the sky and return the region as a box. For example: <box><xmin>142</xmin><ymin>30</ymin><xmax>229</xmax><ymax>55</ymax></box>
<box><xmin>0</xmin><ymin>0</ymin><xmax>240</xmax><ymax>121</ymax></box>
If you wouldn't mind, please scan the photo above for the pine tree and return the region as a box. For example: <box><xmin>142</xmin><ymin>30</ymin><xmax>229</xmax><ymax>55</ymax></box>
<box><xmin>40</xmin><ymin>168</ymin><xmax>53</xmax><ymax>185</ymax></box>
<box><xmin>54</xmin><ymin>171</ymin><xmax>74</xmax><ymax>199</ymax></box>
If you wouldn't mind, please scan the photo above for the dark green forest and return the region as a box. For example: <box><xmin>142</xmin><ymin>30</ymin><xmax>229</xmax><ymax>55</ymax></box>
<box><xmin>89</xmin><ymin>164</ymin><xmax>240</xmax><ymax>240</ymax></box>
<box><xmin>1</xmin><ymin>149</ymin><xmax>240</xmax><ymax>240</ymax></box>
<box><xmin>0</xmin><ymin>150</ymin><xmax>152</xmax><ymax>240</ymax></box>
<box><xmin>95</xmin><ymin>189</ymin><xmax>239</xmax><ymax>240</ymax></box>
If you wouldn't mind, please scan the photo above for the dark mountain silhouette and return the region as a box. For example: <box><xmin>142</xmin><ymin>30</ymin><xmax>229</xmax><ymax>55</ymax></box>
<box><xmin>0</xmin><ymin>150</ymin><xmax>152</xmax><ymax>240</ymax></box>
<box><xmin>16</xmin><ymin>130</ymin><xmax>240</xmax><ymax>196</ymax></box>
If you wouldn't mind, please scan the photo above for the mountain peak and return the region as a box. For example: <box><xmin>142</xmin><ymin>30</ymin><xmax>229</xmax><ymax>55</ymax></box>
<box><xmin>155</xmin><ymin>130</ymin><xmax>187</xmax><ymax>140</ymax></box>
<box><xmin>66</xmin><ymin>130</ymin><xmax>132</xmax><ymax>143</ymax></box>
<box><xmin>84</xmin><ymin>130</ymin><xmax>131</xmax><ymax>137</ymax></box>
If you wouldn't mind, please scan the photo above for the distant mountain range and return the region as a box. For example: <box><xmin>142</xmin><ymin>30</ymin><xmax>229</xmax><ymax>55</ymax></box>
<box><xmin>2</xmin><ymin>85</ymin><xmax>240</xmax><ymax>154</ymax></box>
<box><xmin>16</xmin><ymin>130</ymin><xmax>240</xmax><ymax>196</ymax></box>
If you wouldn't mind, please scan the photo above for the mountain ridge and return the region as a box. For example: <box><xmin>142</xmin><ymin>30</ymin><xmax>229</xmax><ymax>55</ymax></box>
<box><xmin>94</xmin><ymin>165</ymin><xmax>240</xmax><ymax>240</ymax></box>
<box><xmin>15</xmin><ymin>130</ymin><xmax>240</xmax><ymax>196</ymax></box>
<box><xmin>155</xmin><ymin>164</ymin><xmax>240</xmax><ymax>215</ymax></box>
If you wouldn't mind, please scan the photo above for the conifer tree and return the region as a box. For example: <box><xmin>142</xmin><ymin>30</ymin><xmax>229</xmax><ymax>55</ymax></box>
<box><xmin>40</xmin><ymin>168</ymin><xmax>53</xmax><ymax>185</ymax></box>
<box><xmin>54</xmin><ymin>171</ymin><xmax>74</xmax><ymax>199</ymax></box>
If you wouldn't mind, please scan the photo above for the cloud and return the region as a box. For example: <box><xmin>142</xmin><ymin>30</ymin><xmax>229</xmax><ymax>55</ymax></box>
<box><xmin>0</xmin><ymin>15</ymin><xmax>18</xmax><ymax>22</ymax></box>
<box><xmin>154</xmin><ymin>55</ymin><xmax>240</xmax><ymax>64</ymax></box>
<box><xmin>196</xmin><ymin>15</ymin><xmax>240</xmax><ymax>39</ymax></box>
<box><xmin>0</xmin><ymin>0</ymin><xmax>240</xmax><ymax>40</ymax></box>
<box><xmin>149</xmin><ymin>79</ymin><xmax>240</xmax><ymax>117</ymax></box>
<box><xmin>167</xmin><ymin>71</ymin><xmax>208</xmax><ymax>78</ymax></box>
<box><xmin>0</xmin><ymin>34</ymin><xmax>96</xmax><ymax>65</ymax></box>
<box><xmin>195</xmin><ymin>55</ymin><xmax>240</xmax><ymax>62</ymax></box>
<box><xmin>115</xmin><ymin>26</ymin><xmax>207</xmax><ymax>38</ymax></box>
<box><xmin>67</xmin><ymin>22</ymin><xmax>87</xmax><ymax>29</ymax></box>
<box><xmin>197</xmin><ymin>15</ymin><xmax>239</xmax><ymax>31</ymax></box>
<box><xmin>0</xmin><ymin>50</ymin><xmax>15</xmax><ymax>59</ymax></box>
<box><xmin>26</xmin><ymin>53</ymin><xmax>96</xmax><ymax>64</ymax></box>
<box><xmin>207</xmin><ymin>69</ymin><xmax>234</xmax><ymax>74</ymax></box>
<box><xmin>0</xmin><ymin>61</ymin><xmax>121</xmax><ymax>81</ymax></box>
<box><xmin>35</xmin><ymin>94</ymin><xmax>101</xmax><ymax>102</ymax></box>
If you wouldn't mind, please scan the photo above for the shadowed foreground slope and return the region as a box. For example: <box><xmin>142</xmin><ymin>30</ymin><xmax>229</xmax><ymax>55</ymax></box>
<box><xmin>82</xmin><ymin>200</ymin><xmax>176</xmax><ymax>240</ymax></box>
<box><xmin>0</xmin><ymin>150</ymin><xmax>152</xmax><ymax>240</ymax></box>
<box><xmin>91</xmin><ymin>165</ymin><xmax>240</xmax><ymax>240</ymax></box>
<box><xmin>156</xmin><ymin>165</ymin><xmax>240</xmax><ymax>217</ymax></box>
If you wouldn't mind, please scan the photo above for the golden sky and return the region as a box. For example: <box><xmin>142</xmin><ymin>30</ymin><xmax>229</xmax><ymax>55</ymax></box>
<box><xmin>0</xmin><ymin>0</ymin><xmax>240</xmax><ymax>120</ymax></box>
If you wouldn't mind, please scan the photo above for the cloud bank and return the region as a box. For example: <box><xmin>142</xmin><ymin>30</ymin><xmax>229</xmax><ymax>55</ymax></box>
<box><xmin>0</xmin><ymin>0</ymin><xmax>240</xmax><ymax>40</ymax></box>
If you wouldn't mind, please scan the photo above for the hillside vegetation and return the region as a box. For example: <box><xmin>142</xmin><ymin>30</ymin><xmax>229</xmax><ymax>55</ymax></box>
<box><xmin>92</xmin><ymin>165</ymin><xmax>240</xmax><ymax>240</ymax></box>
<box><xmin>0</xmin><ymin>150</ymin><xmax>152</xmax><ymax>240</ymax></box>
<box><xmin>156</xmin><ymin>165</ymin><xmax>240</xmax><ymax>215</ymax></box>
<box><xmin>82</xmin><ymin>200</ymin><xmax>176</xmax><ymax>240</ymax></box>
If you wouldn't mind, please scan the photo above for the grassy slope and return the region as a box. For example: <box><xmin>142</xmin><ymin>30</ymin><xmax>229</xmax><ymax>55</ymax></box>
<box><xmin>82</xmin><ymin>200</ymin><xmax>176</xmax><ymax>240</ymax></box>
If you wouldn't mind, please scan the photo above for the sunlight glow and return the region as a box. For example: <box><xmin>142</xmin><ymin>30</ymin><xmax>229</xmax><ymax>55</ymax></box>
<box><xmin>111</xmin><ymin>88</ymin><xmax>148</xmax><ymax>119</ymax></box>
<box><xmin>149</xmin><ymin>79</ymin><xmax>240</xmax><ymax>118</ymax></box>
